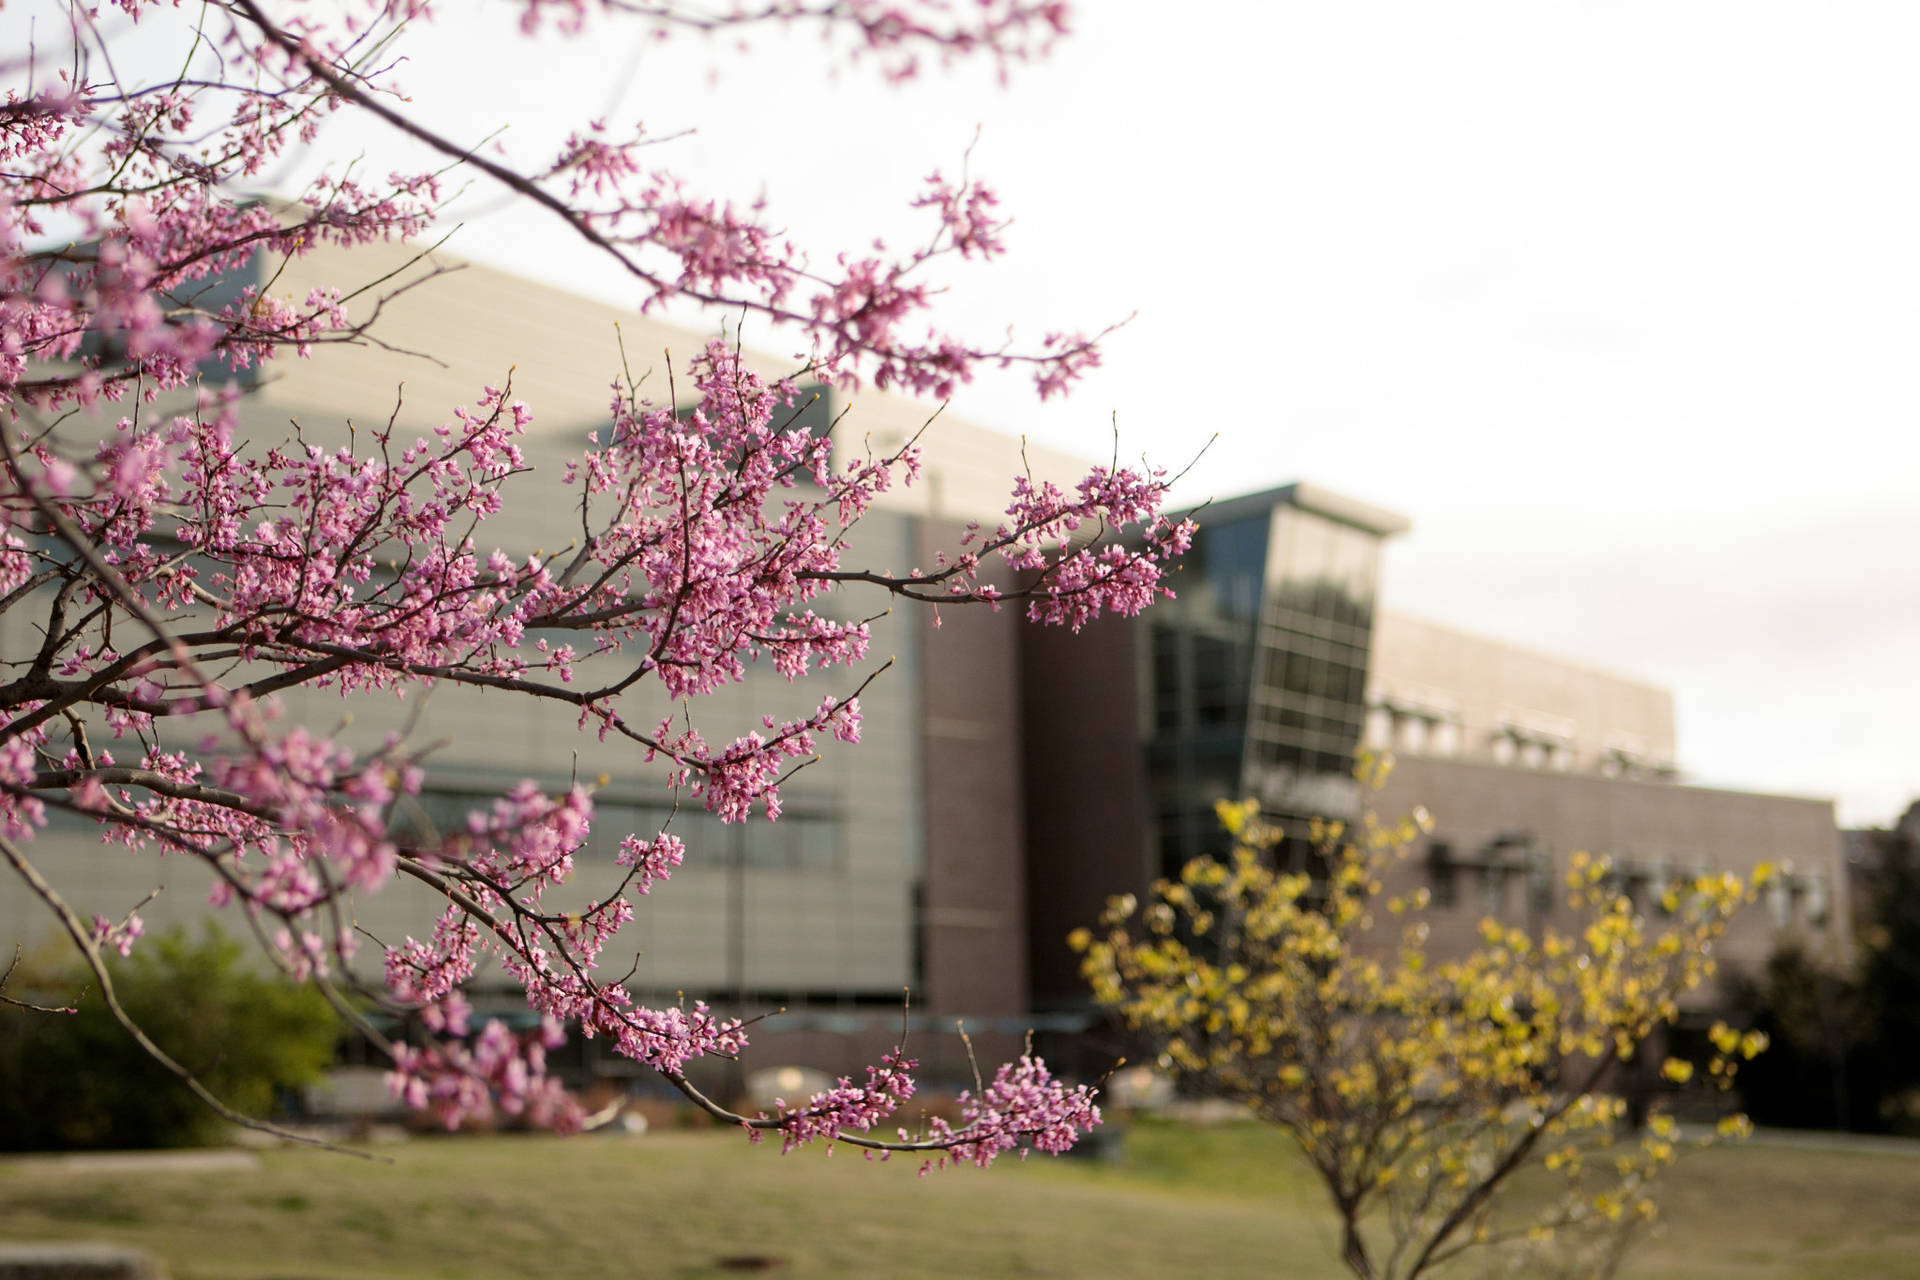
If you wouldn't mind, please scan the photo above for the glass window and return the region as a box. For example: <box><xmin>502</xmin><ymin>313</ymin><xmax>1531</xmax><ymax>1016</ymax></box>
<box><xmin>1646</xmin><ymin>861</ymin><xmax>1672</xmax><ymax>914</ymax></box>
<box><xmin>1806</xmin><ymin>874</ymin><xmax>1830</xmax><ymax>927</ymax></box>
<box><xmin>796</xmin><ymin>819</ymin><xmax>842</xmax><ymax>872</ymax></box>
<box><xmin>1192</xmin><ymin>634</ymin><xmax>1237</xmax><ymax>726</ymax></box>
<box><xmin>1429</xmin><ymin>841</ymin><xmax>1457</xmax><ymax>908</ymax></box>
<box><xmin>1152</xmin><ymin>625</ymin><xmax>1183</xmax><ymax>734</ymax></box>
<box><xmin>1157</xmin><ymin>806</ymin><xmax>1187</xmax><ymax>882</ymax></box>
<box><xmin>1766</xmin><ymin>878</ymin><xmax>1794</xmax><ymax>929</ymax></box>
<box><xmin>744</xmin><ymin>820</ymin><xmax>793</xmax><ymax>869</ymax></box>
<box><xmin>1282</xmin><ymin>509</ymin><xmax>1329</xmax><ymax>583</ymax></box>
<box><xmin>1148</xmin><ymin>500</ymin><xmax>1388</xmax><ymax>848</ymax></box>
<box><xmin>1481</xmin><ymin>865</ymin><xmax>1507</xmax><ymax>918</ymax></box>
<box><xmin>1527</xmin><ymin>852</ymin><xmax>1555</xmax><ymax>918</ymax></box>
<box><xmin>669</xmin><ymin>810</ymin><xmax>728</xmax><ymax>867</ymax></box>
<box><xmin>390</xmin><ymin>790</ymin><xmax>487</xmax><ymax>846</ymax></box>
<box><xmin>584</xmin><ymin>802</ymin><xmax>641</xmax><ymax>860</ymax></box>
<box><xmin>1204</xmin><ymin>515</ymin><xmax>1271</xmax><ymax>624</ymax></box>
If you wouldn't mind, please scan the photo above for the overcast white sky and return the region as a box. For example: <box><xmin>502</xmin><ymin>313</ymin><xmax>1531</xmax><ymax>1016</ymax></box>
<box><xmin>280</xmin><ymin>1</ymin><xmax>1917</xmax><ymax>826</ymax></box>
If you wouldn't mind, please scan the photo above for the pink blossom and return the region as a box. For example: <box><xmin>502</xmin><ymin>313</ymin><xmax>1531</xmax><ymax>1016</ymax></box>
<box><xmin>0</xmin><ymin>0</ymin><xmax>1150</xmax><ymax>1162</ymax></box>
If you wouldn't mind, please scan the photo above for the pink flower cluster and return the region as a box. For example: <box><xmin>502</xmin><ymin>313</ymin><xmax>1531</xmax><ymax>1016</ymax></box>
<box><xmin>90</xmin><ymin>910</ymin><xmax>145</xmax><ymax>959</ymax></box>
<box><xmin>766</xmin><ymin>1049</ymin><xmax>920</xmax><ymax>1154</ymax></box>
<box><xmin>918</xmin><ymin>1055</ymin><xmax>1103</xmax><ymax>1172</ymax></box>
<box><xmin>756</xmin><ymin>1047</ymin><xmax>1102</xmax><ymax>1175</ymax></box>
<box><xmin>1</xmin><ymin>0</ymin><xmax>1141</xmax><ymax>1163</ymax></box>
<box><xmin>388</xmin><ymin>1015</ymin><xmax>583</xmax><ymax>1133</ymax></box>
<box><xmin>615</xmin><ymin>831</ymin><xmax>685</xmax><ymax>895</ymax></box>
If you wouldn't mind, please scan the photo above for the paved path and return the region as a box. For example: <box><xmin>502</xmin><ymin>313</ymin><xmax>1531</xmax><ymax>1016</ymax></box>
<box><xmin>1744</xmin><ymin>1126</ymin><xmax>1920</xmax><ymax>1158</ymax></box>
<box><xmin>0</xmin><ymin>1241</ymin><xmax>165</xmax><ymax>1278</ymax></box>
<box><xmin>1</xmin><ymin>1150</ymin><xmax>260</xmax><ymax>1175</ymax></box>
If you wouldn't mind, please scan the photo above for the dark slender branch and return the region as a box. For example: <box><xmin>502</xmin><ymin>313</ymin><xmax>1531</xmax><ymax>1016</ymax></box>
<box><xmin>0</xmin><ymin>944</ymin><xmax>86</xmax><ymax>1014</ymax></box>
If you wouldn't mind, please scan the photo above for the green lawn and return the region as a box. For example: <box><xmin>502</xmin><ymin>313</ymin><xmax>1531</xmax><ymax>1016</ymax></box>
<box><xmin>3</xmin><ymin>1122</ymin><xmax>1917</xmax><ymax>1279</ymax></box>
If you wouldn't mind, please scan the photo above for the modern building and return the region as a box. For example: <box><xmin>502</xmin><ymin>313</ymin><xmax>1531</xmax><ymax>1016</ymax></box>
<box><xmin>6</xmin><ymin>244</ymin><xmax>1853</xmax><ymax>1095</ymax></box>
<box><xmin>5</xmin><ymin>239</ymin><xmax>1077</xmax><ymax>1084</ymax></box>
<box><xmin>1364</xmin><ymin>612</ymin><xmax>1847</xmax><ymax>983</ymax></box>
<box><xmin>1024</xmin><ymin>484</ymin><xmax>1851</xmax><ymax>1016</ymax></box>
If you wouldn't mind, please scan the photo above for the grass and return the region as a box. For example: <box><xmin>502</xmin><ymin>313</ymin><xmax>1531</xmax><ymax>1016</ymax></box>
<box><xmin>3</xmin><ymin>1121</ymin><xmax>1918</xmax><ymax>1279</ymax></box>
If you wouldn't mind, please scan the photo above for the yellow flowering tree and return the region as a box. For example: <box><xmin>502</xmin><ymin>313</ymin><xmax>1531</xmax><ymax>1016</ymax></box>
<box><xmin>1073</xmin><ymin>792</ymin><xmax>1767</xmax><ymax>1280</ymax></box>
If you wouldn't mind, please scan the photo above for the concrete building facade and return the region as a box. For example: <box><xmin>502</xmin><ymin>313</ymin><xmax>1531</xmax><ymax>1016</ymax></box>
<box><xmin>6</xmin><ymin>241</ymin><xmax>1075</xmax><ymax>1082</ymax></box>
<box><xmin>1364</xmin><ymin>615</ymin><xmax>1847</xmax><ymax>985</ymax></box>
<box><xmin>6</xmin><ymin>245</ymin><xmax>1853</xmax><ymax>1087</ymax></box>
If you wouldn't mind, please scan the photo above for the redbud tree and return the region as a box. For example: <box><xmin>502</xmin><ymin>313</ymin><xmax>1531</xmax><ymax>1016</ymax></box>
<box><xmin>0</xmin><ymin>0</ymin><xmax>1190</xmax><ymax>1163</ymax></box>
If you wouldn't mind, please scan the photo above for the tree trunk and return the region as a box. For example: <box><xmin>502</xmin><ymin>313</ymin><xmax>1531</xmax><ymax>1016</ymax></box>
<box><xmin>1341</xmin><ymin>1218</ymin><xmax>1376</xmax><ymax>1280</ymax></box>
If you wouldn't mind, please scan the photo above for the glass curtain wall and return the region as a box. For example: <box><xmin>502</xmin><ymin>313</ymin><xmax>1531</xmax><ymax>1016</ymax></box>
<box><xmin>1144</xmin><ymin>497</ymin><xmax>1386</xmax><ymax>879</ymax></box>
<box><xmin>1241</xmin><ymin>505</ymin><xmax>1381</xmax><ymax>835</ymax></box>
<box><xmin>1144</xmin><ymin>512</ymin><xmax>1269</xmax><ymax>879</ymax></box>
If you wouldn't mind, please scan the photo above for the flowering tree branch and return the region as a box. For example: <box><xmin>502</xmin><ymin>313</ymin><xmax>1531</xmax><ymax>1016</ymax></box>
<box><xmin>1076</xmin><ymin>793</ymin><xmax>1769</xmax><ymax>1278</ymax></box>
<box><xmin>0</xmin><ymin>0</ymin><xmax>1182</xmax><ymax>1161</ymax></box>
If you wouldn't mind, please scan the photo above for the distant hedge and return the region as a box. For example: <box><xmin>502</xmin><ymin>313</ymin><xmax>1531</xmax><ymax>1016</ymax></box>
<box><xmin>0</xmin><ymin>926</ymin><xmax>338</xmax><ymax>1150</ymax></box>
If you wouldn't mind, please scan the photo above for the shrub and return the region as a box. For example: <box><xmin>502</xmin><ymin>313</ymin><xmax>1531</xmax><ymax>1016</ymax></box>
<box><xmin>0</xmin><ymin>927</ymin><xmax>337</xmax><ymax>1150</ymax></box>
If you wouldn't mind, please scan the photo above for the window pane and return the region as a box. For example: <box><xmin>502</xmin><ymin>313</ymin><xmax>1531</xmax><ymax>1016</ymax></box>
<box><xmin>796</xmin><ymin>819</ymin><xmax>841</xmax><ymax>872</ymax></box>
<box><xmin>744</xmin><ymin>820</ymin><xmax>792</xmax><ymax>869</ymax></box>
